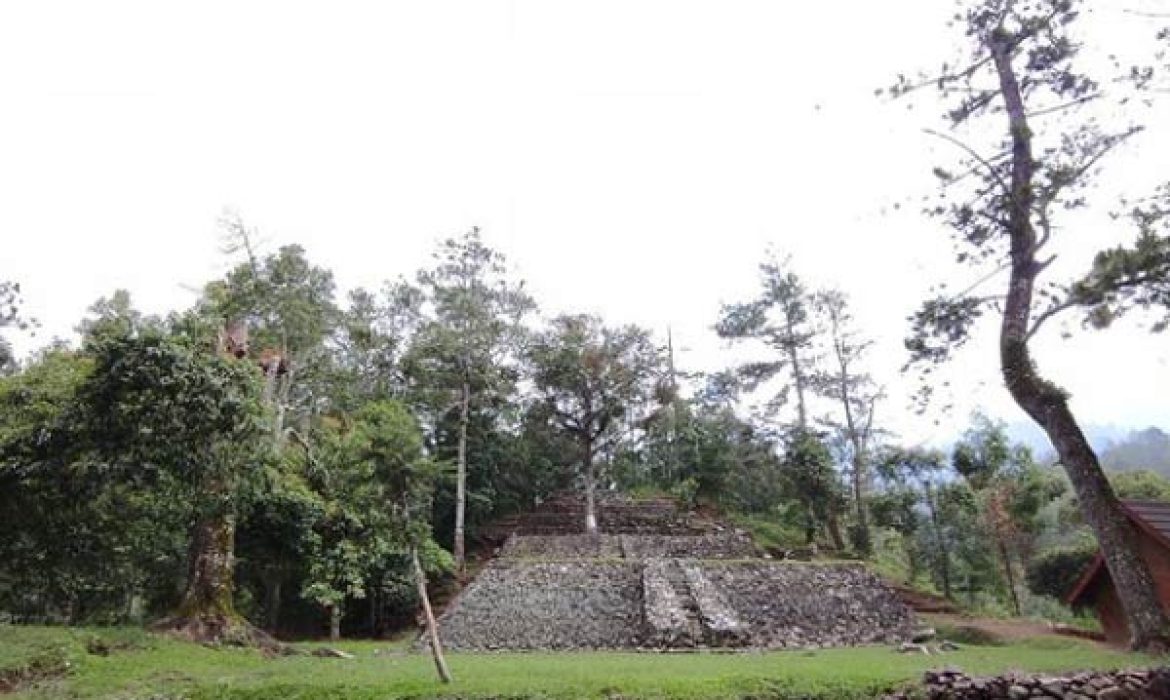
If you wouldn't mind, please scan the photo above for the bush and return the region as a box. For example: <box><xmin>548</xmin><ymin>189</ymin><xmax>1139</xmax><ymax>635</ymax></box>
<box><xmin>1026</xmin><ymin>544</ymin><xmax>1098</xmax><ymax>601</ymax></box>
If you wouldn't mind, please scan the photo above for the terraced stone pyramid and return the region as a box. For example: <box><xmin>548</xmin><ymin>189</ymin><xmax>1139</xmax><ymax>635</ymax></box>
<box><xmin>437</xmin><ymin>495</ymin><xmax>913</xmax><ymax>650</ymax></box>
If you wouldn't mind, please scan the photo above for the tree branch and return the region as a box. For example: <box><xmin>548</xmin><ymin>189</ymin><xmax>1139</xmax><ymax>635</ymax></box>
<box><xmin>924</xmin><ymin>128</ymin><xmax>1010</xmax><ymax>196</ymax></box>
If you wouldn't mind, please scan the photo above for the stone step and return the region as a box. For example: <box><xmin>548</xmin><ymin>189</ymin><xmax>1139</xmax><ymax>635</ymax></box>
<box><xmin>642</xmin><ymin>559</ymin><xmax>703</xmax><ymax>647</ymax></box>
<box><xmin>681</xmin><ymin>562</ymin><xmax>750</xmax><ymax>647</ymax></box>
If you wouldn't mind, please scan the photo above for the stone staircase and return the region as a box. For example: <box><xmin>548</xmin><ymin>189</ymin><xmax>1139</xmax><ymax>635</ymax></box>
<box><xmin>643</xmin><ymin>559</ymin><xmax>704</xmax><ymax>647</ymax></box>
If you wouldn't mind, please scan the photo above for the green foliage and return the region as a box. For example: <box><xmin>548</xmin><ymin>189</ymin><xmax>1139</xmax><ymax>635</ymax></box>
<box><xmin>528</xmin><ymin>314</ymin><xmax>662</xmax><ymax>476</ymax></box>
<box><xmin>1026</xmin><ymin>543</ymin><xmax>1100</xmax><ymax>601</ymax></box>
<box><xmin>1109</xmin><ymin>468</ymin><xmax>1170</xmax><ymax>501</ymax></box>
<box><xmin>726</xmin><ymin>513</ymin><xmax>806</xmax><ymax>552</ymax></box>
<box><xmin>77</xmin><ymin>331</ymin><xmax>269</xmax><ymax>487</ymax></box>
<box><xmin>781</xmin><ymin>429</ymin><xmax>841</xmax><ymax>544</ymax></box>
<box><xmin>715</xmin><ymin>254</ymin><xmax>816</xmax><ymax>425</ymax></box>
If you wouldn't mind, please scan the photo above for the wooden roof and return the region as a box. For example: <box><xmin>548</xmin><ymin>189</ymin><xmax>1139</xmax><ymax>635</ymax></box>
<box><xmin>1066</xmin><ymin>500</ymin><xmax>1170</xmax><ymax>606</ymax></box>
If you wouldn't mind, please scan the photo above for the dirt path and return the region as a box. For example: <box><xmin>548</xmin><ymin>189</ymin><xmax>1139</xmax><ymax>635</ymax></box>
<box><xmin>920</xmin><ymin>612</ymin><xmax>1107</xmax><ymax>644</ymax></box>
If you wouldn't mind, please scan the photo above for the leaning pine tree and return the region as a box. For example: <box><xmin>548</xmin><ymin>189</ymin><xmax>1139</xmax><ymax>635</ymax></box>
<box><xmin>894</xmin><ymin>0</ymin><xmax>1170</xmax><ymax>649</ymax></box>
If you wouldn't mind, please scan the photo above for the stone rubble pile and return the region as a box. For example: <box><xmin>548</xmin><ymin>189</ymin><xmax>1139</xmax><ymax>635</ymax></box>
<box><xmin>883</xmin><ymin>668</ymin><xmax>1170</xmax><ymax>700</ymax></box>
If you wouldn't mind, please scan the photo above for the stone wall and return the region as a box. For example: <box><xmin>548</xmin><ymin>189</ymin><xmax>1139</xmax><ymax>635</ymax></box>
<box><xmin>437</xmin><ymin>560</ymin><xmax>644</xmax><ymax>650</ymax></box>
<box><xmin>703</xmin><ymin>562</ymin><xmax>914</xmax><ymax>648</ymax></box>
<box><xmin>499</xmin><ymin>533</ymin><xmax>756</xmax><ymax>560</ymax></box>
<box><xmin>884</xmin><ymin>668</ymin><xmax>1170</xmax><ymax>699</ymax></box>
<box><xmin>499</xmin><ymin>534</ymin><xmax>623</xmax><ymax>559</ymax></box>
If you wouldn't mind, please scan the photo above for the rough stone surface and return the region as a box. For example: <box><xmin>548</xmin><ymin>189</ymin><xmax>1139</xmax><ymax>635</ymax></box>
<box><xmin>704</xmin><ymin>562</ymin><xmax>915</xmax><ymax>648</ymax></box>
<box><xmin>438</xmin><ymin>553</ymin><xmax>912</xmax><ymax>650</ymax></box>
<box><xmin>681</xmin><ymin>562</ymin><xmax>749</xmax><ymax>646</ymax></box>
<box><xmin>642</xmin><ymin>559</ymin><xmax>701</xmax><ymax>647</ymax></box>
<box><xmin>499</xmin><ymin>533</ymin><xmax>756</xmax><ymax>560</ymax></box>
<box><xmin>620</xmin><ymin>534</ymin><xmax>756</xmax><ymax>559</ymax></box>
<box><xmin>882</xmin><ymin>668</ymin><xmax>1170</xmax><ymax>700</ymax></box>
<box><xmin>437</xmin><ymin>560</ymin><xmax>644</xmax><ymax>650</ymax></box>
<box><xmin>500</xmin><ymin>534</ymin><xmax>623</xmax><ymax>559</ymax></box>
<box><xmin>447</xmin><ymin>497</ymin><xmax>915</xmax><ymax>651</ymax></box>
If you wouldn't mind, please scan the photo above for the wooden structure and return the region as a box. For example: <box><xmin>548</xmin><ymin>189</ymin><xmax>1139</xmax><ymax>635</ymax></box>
<box><xmin>1066</xmin><ymin>500</ymin><xmax>1170</xmax><ymax>645</ymax></box>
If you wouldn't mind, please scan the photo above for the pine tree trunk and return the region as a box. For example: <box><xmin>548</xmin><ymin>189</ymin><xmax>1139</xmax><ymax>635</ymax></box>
<box><xmin>851</xmin><ymin>450</ymin><xmax>870</xmax><ymax>553</ymax></box>
<box><xmin>784</xmin><ymin>315</ymin><xmax>809</xmax><ymax>429</ymax></box>
<box><xmin>990</xmin><ymin>32</ymin><xmax>1170</xmax><ymax>651</ymax></box>
<box><xmin>265</xmin><ymin>576</ymin><xmax>282</xmax><ymax>633</ymax></box>
<box><xmin>584</xmin><ymin>439</ymin><xmax>598</xmax><ymax>535</ymax></box>
<box><xmin>453</xmin><ymin>381</ymin><xmax>470</xmax><ymax>572</ymax></box>
<box><xmin>413</xmin><ymin>547</ymin><xmax>452</xmax><ymax>684</ymax></box>
<box><xmin>329</xmin><ymin>603</ymin><xmax>341</xmax><ymax>642</ymax></box>
<box><xmin>923</xmin><ymin>481</ymin><xmax>952</xmax><ymax>600</ymax></box>
<box><xmin>997</xmin><ymin>538</ymin><xmax>1022</xmax><ymax>617</ymax></box>
<box><xmin>826</xmin><ymin>516</ymin><xmax>846</xmax><ymax>552</ymax></box>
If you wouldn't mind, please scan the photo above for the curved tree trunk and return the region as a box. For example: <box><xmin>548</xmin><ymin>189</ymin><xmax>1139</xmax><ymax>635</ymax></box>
<box><xmin>991</xmin><ymin>32</ymin><xmax>1170</xmax><ymax>651</ymax></box>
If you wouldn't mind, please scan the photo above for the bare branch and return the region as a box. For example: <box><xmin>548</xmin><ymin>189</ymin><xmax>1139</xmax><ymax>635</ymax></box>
<box><xmin>924</xmin><ymin>128</ymin><xmax>1010</xmax><ymax>195</ymax></box>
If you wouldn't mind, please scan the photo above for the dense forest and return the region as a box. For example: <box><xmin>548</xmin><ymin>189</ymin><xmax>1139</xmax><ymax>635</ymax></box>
<box><xmin>2</xmin><ymin>0</ymin><xmax>1170</xmax><ymax>655</ymax></box>
<box><xmin>1</xmin><ymin>224</ymin><xmax>1167</xmax><ymax>643</ymax></box>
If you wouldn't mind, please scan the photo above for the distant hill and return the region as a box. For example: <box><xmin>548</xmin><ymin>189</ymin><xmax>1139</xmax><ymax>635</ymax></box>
<box><xmin>1000</xmin><ymin>423</ymin><xmax>1170</xmax><ymax>477</ymax></box>
<box><xmin>1001</xmin><ymin>422</ymin><xmax>1129</xmax><ymax>462</ymax></box>
<box><xmin>1099</xmin><ymin>427</ymin><xmax>1170</xmax><ymax>477</ymax></box>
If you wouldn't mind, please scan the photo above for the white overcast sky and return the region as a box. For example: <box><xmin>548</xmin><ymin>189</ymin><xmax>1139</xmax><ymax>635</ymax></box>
<box><xmin>1</xmin><ymin>1</ymin><xmax>1167</xmax><ymax>444</ymax></box>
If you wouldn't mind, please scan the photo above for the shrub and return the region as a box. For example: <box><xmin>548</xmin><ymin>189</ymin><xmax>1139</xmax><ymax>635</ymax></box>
<box><xmin>1026</xmin><ymin>544</ymin><xmax>1098</xmax><ymax>601</ymax></box>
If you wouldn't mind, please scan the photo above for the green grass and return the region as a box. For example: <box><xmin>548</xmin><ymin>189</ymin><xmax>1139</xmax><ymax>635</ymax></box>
<box><xmin>725</xmin><ymin>513</ymin><xmax>806</xmax><ymax>553</ymax></box>
<box><xmin>1</xmin><ymin>625</ymin><xmax>1162</xmax><ymax>700</ymax></box>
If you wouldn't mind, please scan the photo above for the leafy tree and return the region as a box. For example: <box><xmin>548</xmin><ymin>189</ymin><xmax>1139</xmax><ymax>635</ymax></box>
<box><xmin>528</xmin><ymin>315</ymin><xmax>661</xmax><ymax>533</ymax></box>
<box><xmin>953</xmin><ymin>416</ymin><xmax>1064</xmax><ymax>614</ymax></box>
<box><xmin>0</xmin><ymin>280</ymin><xmax>33</xmax><ymax>374</ymax></box>
<box><xmin>234</xmin><ymin>470</ymin><xmax>322</xmax><ymax>634</ymax></box>
<box><xmin>781</xmin><ymin>429</ymin><xmax>842</xmax><ymax>546</ymax></box>
<box><xmin>878</xmin><ymin>448</ymin><xmax>955</xmax><ymax>598</ymax></box>
<box><xmin>402</xmin><ymin>229</ymin><xmax>534</xmax><ymax>570</ymax></box>
<box><xmin>290</xmin><ymin>421</ymin><xmax>389</xmax><ymax>641</ymax></box>
<box><xmin>351</xmin><ymin>400</ymin><xmax>452</xmax><ymax>683</ymax></box>
<box><xmin>74</xmin><ymin>331</ymin><xmax>270</xmax><ymax>642</ymax></box>
<box><xmin>207</xmin><ymin>226</ymin><xmax>340</xmax><ymax>447</ymax></box>
<box><xmin>76</xmin><ymin>289</ymin><xmax>150</xmax><ymax>342</ymax></box>
<box><xmin>896</xmin><ymin>0</ymin><xmax>1170</xmax><ymax>648</ymax></box>
<box><xmin>329</xmin><ymin>285</ymin><xmax>419</xmax><ymax>410</ymax></box>
<box><xmin>870</xmin><ymin>488</ymin><xmax>924</xmax><ymax>581</ymax></box>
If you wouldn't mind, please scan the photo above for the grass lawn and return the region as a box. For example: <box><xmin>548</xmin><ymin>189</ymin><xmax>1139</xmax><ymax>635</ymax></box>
<box><xmin>0</xmin><ymin>624</ymin><xmax>1162</xmax><ymax>700</ymax></box>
